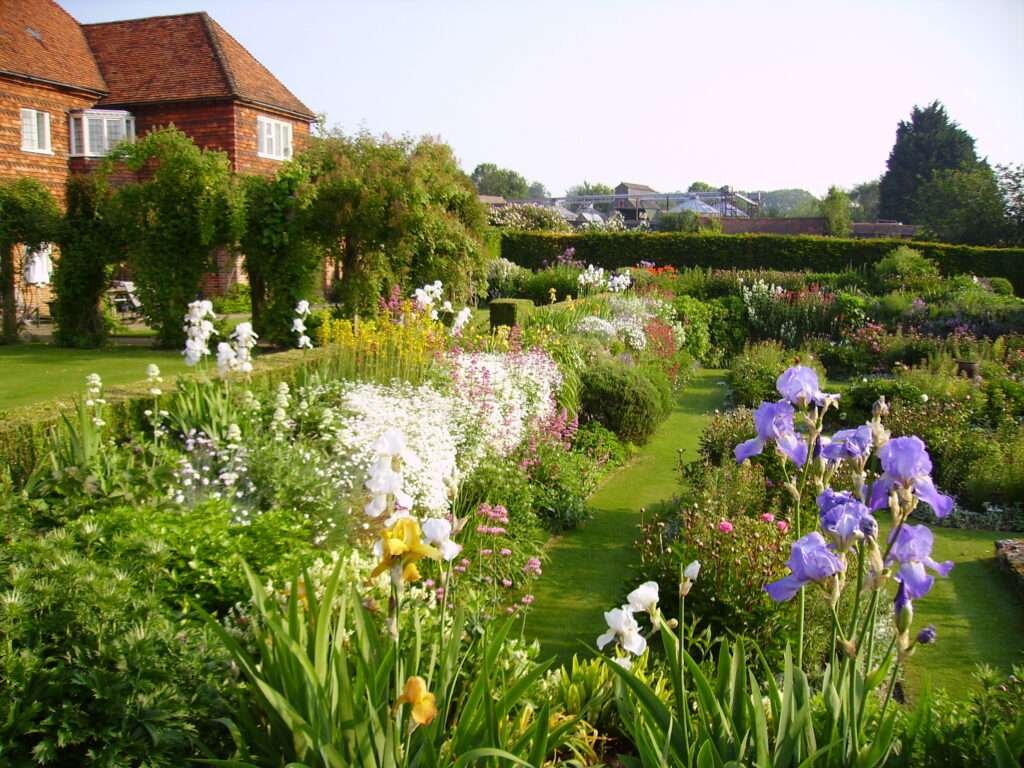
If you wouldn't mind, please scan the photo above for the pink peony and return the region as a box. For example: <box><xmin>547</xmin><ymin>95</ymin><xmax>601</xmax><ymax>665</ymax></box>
<box><xmin>760</xmin><ymin>513</ymin><xmax>775</xmax><ymax>523</ymax></box>
<box><xmin>777</xmin><ymin>520</ymin><xmax>790</xmax><ymax>534</ymax></box>
<box><xmin>718</xmin><ymin>520</ymin><xmax>734</xmax><ymax>533</ymax></box>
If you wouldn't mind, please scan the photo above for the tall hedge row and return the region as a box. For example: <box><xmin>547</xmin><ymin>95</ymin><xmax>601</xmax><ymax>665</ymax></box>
<box><xmin>500</xmin><ymin>232</ymin><xmax>1024</xmax><ymax>293</ymax></box>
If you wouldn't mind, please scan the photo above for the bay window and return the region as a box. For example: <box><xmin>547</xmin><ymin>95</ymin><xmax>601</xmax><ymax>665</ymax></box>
<box><xmin>69</xmin><ymin>109</ymin><xmax>135</xmax><ymax>157</ymax></box>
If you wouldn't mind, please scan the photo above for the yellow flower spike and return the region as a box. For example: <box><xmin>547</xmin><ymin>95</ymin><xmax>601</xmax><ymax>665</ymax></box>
<box><xmin>396</xmin><ymin>675</ymin><xmax>438</xmax><ymax>726</ymax></box>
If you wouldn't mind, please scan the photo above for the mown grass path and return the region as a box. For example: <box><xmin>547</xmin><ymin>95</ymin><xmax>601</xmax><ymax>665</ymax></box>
<box><xmin>526</xmin><ymin>368</ymin><xmax>728</xmax><ymax>663</ymax></box>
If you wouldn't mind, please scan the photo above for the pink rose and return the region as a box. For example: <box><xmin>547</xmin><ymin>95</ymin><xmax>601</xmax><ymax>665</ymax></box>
<box><xmin>718</xmin><ymin>520</ymin><xmax>734</xmax><ymax>533</ymax></box>
<box><xmin>760</xmin><ymin>513</ymin><xmax>775</xmax><ymax>523</ymax></box>
<box><xmin>777</xmin><ymin>520</ymin><xmax>789</xmax><ymax>534</ymax></box>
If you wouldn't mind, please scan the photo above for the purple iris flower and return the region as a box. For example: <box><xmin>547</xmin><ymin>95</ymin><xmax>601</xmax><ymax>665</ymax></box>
<box><xmin>776</xmin><ymin>366</ymin><xmax>838</xmax><ymax>408</ymax></box>
<box><xmin>916</xmin><ymin>625</ymin><xmax>937</xmax><ymax>645</ymax></box>
<box><xmin>820</xmin><ymin>425</ymin><xmax>873</xmax><ymax>462</ymax></box>
<box><xmin>817</xmin><ymin>489</ymin><xmax>856</xmax><ymax>515</ymax></box>
<box><xmin>886</xmin><ymin>524</ymin><xmax>953</xmax><ymax>599</ymax></box>
<box><xmin>820</xmin><ymin>499</ymin><xmax>874</xmax><ymax>551</ymax></box>
<box><xmin>735</xmin><ymin>401</ymin><xmax>808</xmax><ymax>466</ymax></box>
<box><xmin>869</xmin><ymin>436</ymin><xmax>954</xmax><ymax>517</ymax></box>
<box><xmin>765</xmin><ymin>532</ymin><xmax>845</xmax><ymax>602</ymax></box>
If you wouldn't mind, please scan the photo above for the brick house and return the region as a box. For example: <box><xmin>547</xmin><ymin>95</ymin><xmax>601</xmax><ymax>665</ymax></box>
<box><xmin>1</xmin><ymin>0</ymin><xmax>315</xmax><ymax>309</ymax></box>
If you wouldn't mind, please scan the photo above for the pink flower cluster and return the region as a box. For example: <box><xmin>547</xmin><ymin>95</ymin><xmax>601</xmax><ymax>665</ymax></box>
<box><xmin>476</xmin><ymin>503</ymin><xmax>509</xmax><ymax>535</ymax></box>
<box><xmin>523</xmin><ymin>557</ymin><xmax>542</xmax><ymax>576</ymax></box>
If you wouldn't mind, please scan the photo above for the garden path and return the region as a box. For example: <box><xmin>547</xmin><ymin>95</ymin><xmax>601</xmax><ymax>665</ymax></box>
<box><xmin>526</xmin><ymin>368</ymin><xmax>728</xmax><ymax>663</ymax></box>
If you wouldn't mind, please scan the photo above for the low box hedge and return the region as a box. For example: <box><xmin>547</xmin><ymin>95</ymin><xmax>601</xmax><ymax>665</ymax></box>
<box><xmin>489</xmin><ymin>298</ymin><xmax>534</xmax><ymax>330</ymax></box>
<box><xmin>500</xmin><ymin>231</ymin><xmax>1024</xmax><ymax>294</ymax></box>
<box><xmin>0</xmin><ymin>347</ymin><xmax>333</xmax><ymax>487</ymax></box>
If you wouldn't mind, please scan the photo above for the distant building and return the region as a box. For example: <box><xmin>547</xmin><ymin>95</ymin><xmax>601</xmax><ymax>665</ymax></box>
<box><xmin>478</xmin><ymin>194</ymin><xmax>507</xmax><ymax>207</ymax></box>
<box><xmin>614</xmin><ymin>181</ymin><xmax>657</xmax><ymax>221</ymax></box>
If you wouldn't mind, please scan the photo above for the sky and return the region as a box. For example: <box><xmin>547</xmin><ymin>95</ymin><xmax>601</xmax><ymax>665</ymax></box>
<box><xmin>63</xmin><ymin>0</ymin><xmax>1024</xmax><ymax>197</ymax></box>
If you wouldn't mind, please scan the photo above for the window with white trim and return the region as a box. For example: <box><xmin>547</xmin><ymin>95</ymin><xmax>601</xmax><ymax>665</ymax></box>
<box><xmin>69</xmin><ymin>109</ymin><xmax>135</xmax><ymax>157</ymax></box>
<box><xmin>257</xmin><ymin>115</ymin><xmax>293</xmax><ymax>160</ymax></box>
<box><xmin>20</xmin><ymin>109</ymin><xmax>51</xmax><ymax>153</ymax></box>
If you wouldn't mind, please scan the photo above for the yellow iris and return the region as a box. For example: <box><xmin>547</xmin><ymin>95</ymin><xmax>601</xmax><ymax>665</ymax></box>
<box><xmin>371</xmin><ymin>518</ymin><xmax>440</xmax><ymax>582</ymax></box>
<box><xmin>396</xmin><ymin>675</ymin><xmax>438</xmax><ymax>725</ymax></box>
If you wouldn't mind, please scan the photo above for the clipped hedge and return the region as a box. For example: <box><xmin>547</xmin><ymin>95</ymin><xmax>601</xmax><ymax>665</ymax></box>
<box><xmin>489</xmin><ymin>298</ymin><xmax>534</xmax><ymax>330</ymax></box>
<box><xmin>0</xmin><ymin>348</ymin><xmax>334</xmax><ymax>487</ymax></box>
<box><xmin>500</xmin><ymin>232</ymin><xmax>1024</xmax><ymax>293</ymax></box>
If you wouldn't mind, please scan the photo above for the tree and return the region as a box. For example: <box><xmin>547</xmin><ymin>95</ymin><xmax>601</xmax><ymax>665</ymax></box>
<box><xmin>821</xmin><ymin>186</ymin><xmax>852</xmax><ymax>236</ymax></box>
<box><xmin>687</xmin><ymin>181</ymin><xmax>717</xmax><ymax>193</ymax></box>
<box><xmin>304</xmin><ymin>132</ymin><xmax>488</xmax><ymax>316</ymax></box>
<box><xmin>53</xmin><ymin>175</ymin><xmax>118</xmax><ymax>348</ymax></box>
<box><xmin>106</xmin><ymin>128</ymin><xmax>244</xmax><ymax>348</ymax></box>
<box><xmin>0</xmin><ymin>179</ymin><xmax>60</xmax><ymax>343</ymax></box>
<box><xmin>566</xmin><ymin>181</ymin><xmax>614</xmax><ymax>213</ymax></box>
<box><xmin>470</xmin><ymin>163</ymin><xmax>529</xmax><ymax>199</ymax></box>
<box><xmin>879</xmin><ymin>101</ymin><xmax>981</xmax><ymax>222</ymax></box>
<box><xmin>996</xmin><ymin>163</ymin><xmax>1024</xmax><ymax>245</ymax></box>
<box><xmin>914</xmin><ymin>165</ymin><xmax>1007</xmax><ymax>245</ymax></box>
<box><xmin>527</xmin><ymin>181</ymin><xmax>549</xmax><ymax>199</ymax></box>
<box><xmin>848</xmin><ymin>179</ymin><xmax>881</xmax><ymax>221</ymax></box>
<box><xmin>240</xmin><ymin>163</ymin><xmax>322</xmax><ymax>344</ymax></box>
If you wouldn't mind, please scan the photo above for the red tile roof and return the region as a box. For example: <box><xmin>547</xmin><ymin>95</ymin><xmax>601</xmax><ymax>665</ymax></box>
<box><xmin>82</xmin><ymin>12</ymin><xmax>314</xmax><ymax>119</ymax></box>
<box><xmin>0</xmin><ymin>0</ymin><xmax>106</xmax><ymax>93</ymax></box>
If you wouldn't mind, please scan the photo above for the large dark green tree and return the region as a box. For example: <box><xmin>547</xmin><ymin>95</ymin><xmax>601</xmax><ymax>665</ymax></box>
<box><xmin>878</xmin><ymin>101</ymin><xmax>980</xmax><ymax>222</ymax></box>
<box><xmin>470</xmin><ymin>163</ymin><xmax>530</xmax><ymax>199</ymax></box>
<box><xmin>0</xmin><ymin>178</ymin><xmax>60</xmax><ymax>344</ymax></box>
<box><xmin>996</xmin><ymin>163</ymin><xmax>1024</xmax><ymax>245</ymax></box>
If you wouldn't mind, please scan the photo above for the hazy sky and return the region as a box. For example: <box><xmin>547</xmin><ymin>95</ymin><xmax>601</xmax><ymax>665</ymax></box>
<box><xmin>63</xmin><ymin>0</ymin><xmax>1023</xmax><ymax>197</ymax></box>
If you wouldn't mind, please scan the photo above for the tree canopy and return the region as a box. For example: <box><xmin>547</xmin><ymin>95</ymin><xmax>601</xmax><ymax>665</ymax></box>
<box><xmin>915</xmin><ymin>165</ymin><xmax>1007</xmax><ymax>245</ymax></box>
<box><xmin>821</xmin><ymin>186</ymin><xmax>852</xmax><ymax>236</ymax></box>
<box><xmin>470</xmin><ymin>163</ymin><xmax>529</xmax><ymax>199</ymax></box>
<box><xmin>879</xmin><ymin>101</ymin><xmax>980</xmax><ymax>223</ymax></box>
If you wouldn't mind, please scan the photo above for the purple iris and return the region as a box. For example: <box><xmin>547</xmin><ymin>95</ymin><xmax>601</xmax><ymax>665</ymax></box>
<box><xmin>735</xmin><ymin>401</ymin><xmax>808</xmax><ymax>466</ymax></box>
<box><xmin>916</xmin><ymin>625</ymin><xmax>937</xmax><ymax>645</ymax></box>
<box><xmin>869</xmin><ymin>436</ymin><xmax>954</xmax><ymax>518</ymax></box>
<box><xmin>886</xmin><ymin>524</ymin><xmax>953</xmax><ymax>599</ymax></box>
<box><xmin>820</xmin><ymin>425</ymin><xmax>873</xmax><ymax>462</ymax></box>
<box><xmin>819</xmin><ymin>498</ymin><xmax>874</xmax><ymax>551</ymax></box>
<box><xmin>765</xmin><ymin>532</ymin><xmax>845</xmax><ymax>602</ymax></box>
<box><xmin>817</xmin><ymin>489</ymin><xmax>857</xmax><ymax>515</ymax></box>
<box><xmin>776</xmin><ymin>366</ymin><xmax>837</xmax><ymax>408</ymax></box>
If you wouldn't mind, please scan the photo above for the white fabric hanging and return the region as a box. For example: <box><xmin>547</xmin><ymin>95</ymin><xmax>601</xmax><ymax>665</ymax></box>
<box><xmin>23</xmin><ymin>245</ymin><xmax>53</xmax><ymax>285</ymax></box>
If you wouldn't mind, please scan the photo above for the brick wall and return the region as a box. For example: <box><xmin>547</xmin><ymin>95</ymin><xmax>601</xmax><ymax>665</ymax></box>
<box><xmin>233</xmin><ymin>103</ymin><xmax>310</xmax><ymax>176</ymax></box>
<box><xmin>0</xmin><ymin>77</ymin><xmax>96</xmax><ymax>203</ymax></box>
<box><xmin>128</xmin><ymin>98</ymin><xmax>236</xmax><ymax>160</ymax></box>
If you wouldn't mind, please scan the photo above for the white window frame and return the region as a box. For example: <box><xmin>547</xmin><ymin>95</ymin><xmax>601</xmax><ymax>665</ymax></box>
<box><xmin>69</xmin><ymin>109</ymin><xmax>135</xmax><ymax>158</ymax></box>
<box><xmin>20</xmin><ymin>108</ymin><xmax>52</xmax><ymax>154</ymax></box>
<box><xmin>257</xmin><ymin>115</ymin><xmax>293</xmax><ymax>160</ymax></box>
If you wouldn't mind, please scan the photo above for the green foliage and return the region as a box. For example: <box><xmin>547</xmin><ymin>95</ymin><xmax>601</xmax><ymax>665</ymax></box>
<box><xmin>873</xmin><ymin>246</ymin><xmax>941</xmax><ymax>292</ymax></box>
<box><xmin>516</xmin><ymin>265</ymin><xmax>581</xmax><ymax>304</ymax></box>
<box><xmin>211</xmin><ymin>282</ymin><xmax>252</xmax><ymax>314</ymax></box>
<box><xmin>0</xmin><ymin>514</ymin><xmax>234</xmax><ymax>765</ymax></box>
<box><xmin>486</xmin><ymin>256</ymin><xmax>530</xmax><ymax>298</ymax></box>
<box><xmin>470</xmin><ymin>161</ymin><xmax>530</xmax><ymax>199</ymax></box>
<box><xmin>580</xmin><ymin>361</ymin><xmax>666</xmax><ymax>445</ymax></box>
<box><xmin>526</xmin><ymin>442</ymin><xmax>598</xmax><ymax>531</ymax></box>
<box><xmin>499</xmin><ymin>231</ymin><xmax>1024</xmax><ymax>295</ymax></box>
<box><xmin>105</xmin><ymin>128</ymin><xmax>244</xmax><ymax>348</ymax></box>
<box><xmin>996</xmin><ymin>162</ymin><xmax>1024</xmax><ymax>245</ymax></box>
<box><xmin>303</xmin><ymin>132</ymin><xmax>489</xmax><ymax>316</ymax></box>
<box><xmin>240</xmin><ymin>162</ymin><xmax>321</xmax><ymax>343</ymax></box>
<box><xmin>673</xmin><ymin>295</ymin><xmax>714</xmax><ymax>364</ymax></box>
<box><xmin>728</xmin><ymin>342</ymin><xmax>826</xmax><ymax>408</ymax></box>
<box><xmin>572</xmin><ymin>420</ymin><xmax>629</xmax><ymax>468</ymax></box>
<box><xmin>52</xmin><ymin>175</ymin><xmax>116</xmax><ymax>348</ymax></box>
<box><xmin>0</xmin><ymin>178</ymin><xmax>61</xmax><ymax>343</ymax></box>
<box><xmin>880</xmin><ymin>100</ymin><xmax>982</xmax><ymax>223</ymax></box>
<box><xmin>915</xmin><ymin>165</ymin><xmax>1008</xmax><ymax>246</ymax></box>
<box><xmin>849</xmin><ymin>179</ymin><xmax>881</xmax><ymax>222</ymax></box>
<box><xmin>821</xmin><ymin>185</ymin><xmax>852</xmax><ymax>237</ymax></box>
<box><xmin>490</xmin><ymin>297</ymin><xmax>535</xmax><ymax>329</ymax></box>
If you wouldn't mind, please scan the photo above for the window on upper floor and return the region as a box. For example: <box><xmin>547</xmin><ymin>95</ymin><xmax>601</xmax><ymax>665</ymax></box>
<box><xmin>20</xmin><ymin>109</ymin><xmax>51</xmax><ymax>154</ymax></box>
<box><xmin>69</xmin><ymin>110</ymin><xmax>135</xmax><ymax>157</ymax></box>
<box><xmin>257</xmin><ymin>115</ymin><xmax>293</xmax><ymax>160</ymax></box>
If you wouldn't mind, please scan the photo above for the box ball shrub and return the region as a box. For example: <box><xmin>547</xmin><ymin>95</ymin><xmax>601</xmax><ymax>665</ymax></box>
<box><xmin>580</xmin><ymin>361</ymin><xmax>663</xmax><ymax>445</ymax></box>
<box><xmin>489</xmin><ymin>298</ymin><xmax>534</xmax><ymax>330</ymax></box>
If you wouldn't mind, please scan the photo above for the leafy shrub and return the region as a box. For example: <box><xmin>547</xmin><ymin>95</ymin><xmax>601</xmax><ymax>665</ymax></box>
<box><xmin>873</xmin><ymin>245</ymin><xmax>941</xmax><ymax>292</ymax></box>
<box><xmin>728</xmin><ymin>342</ymin><xmax>826</xmax><ymax>408</ymax></box>
<box><xmin>489</xmin><ymin>298</ymin><xmax>535</xmax><ymax>329</ymax></box>
<box><xmin>486</xmin><ymin>257</ymin><xmax>529</xmax><ymax>298</ymax></box>
<box><xmin>211</xmin><ymin>282</ymin><xmax>251</xmax><ymax>314</ymax></box>
<box><xmin>0</xmin><ymin>515</ymin><xmax>234</xmax><ymax>765</ymax></box>
<box><xmin>697</xmin><ymin>406</ymin><xmax>754</xmax><ymax>465</ymax></box>
<box><xmin>580</xmin><ymin>362</ymin><xmax>665</xmax><ymax>444</ymax></box>
<box><xmin>526</xmin><ymin>442</ymin><xmax>599</xmax><ymax>530</ymax></box>
<box><xmin>572</xmin><ymin>421</ymin><xmax>629</xmax><ymax>468</ymax></box>
<box><xmin>517</xmin><ymin>265</ymin><xmax>582</xmax><ymax>304</ymax></box>
<box><xmin>672</xmin><ymin>294</ymin><xmax>713</xmax><ymax>363</ymax></box>
<box><xmin>988</xmin><ymin>276</ymin><xmax>1014</xmax><ymax>296</ymax></box>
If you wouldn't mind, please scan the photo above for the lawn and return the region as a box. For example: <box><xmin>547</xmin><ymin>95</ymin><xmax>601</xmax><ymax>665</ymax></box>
<box><xmin>526</xmin><ymin>368</ymin><xmax>729</xmax><ymax>663</ymax></box>
<box><xmin>892</xmin><ymin>523</ymin><xmax>1024</xmax><ymax>697</ymax></box>
<box><xmin>0</xmin><ymin>345</ymin><xmax>192</xmax><ymax>412</ymax></box>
